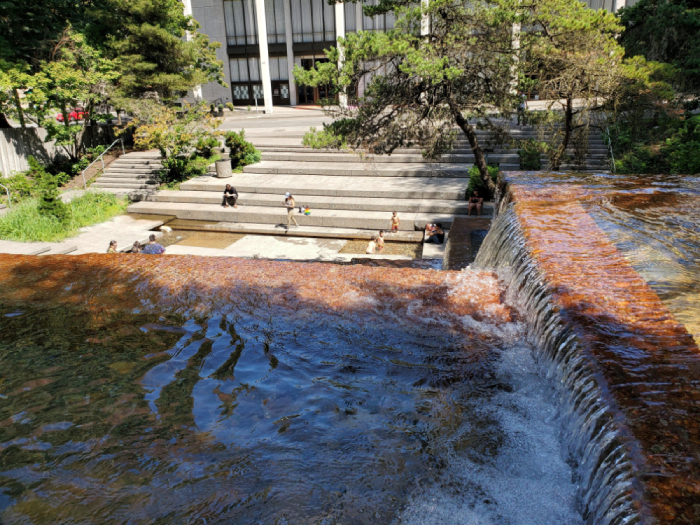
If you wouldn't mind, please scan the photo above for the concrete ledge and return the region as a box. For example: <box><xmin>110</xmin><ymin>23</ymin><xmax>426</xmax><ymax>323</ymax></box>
<box><xmin>422</xmin><ymin>231</ymin><xmax>449</xmax><ymax>260</ymax></box>
<box><xmin>158</xmin><ymin>219</ymin><xmax>425</xmax><ymax>242</ymax></box>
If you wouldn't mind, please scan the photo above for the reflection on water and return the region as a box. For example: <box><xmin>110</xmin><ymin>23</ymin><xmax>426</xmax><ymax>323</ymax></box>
<box><xmin>0</xmin><ymin>257</ymin><xmax>581</xmax><ymax>524</ymax></box>
<box><xmin>587</xmin><ymin>176</ymin><xmax>700</xmax><ymax>344</ymax></box>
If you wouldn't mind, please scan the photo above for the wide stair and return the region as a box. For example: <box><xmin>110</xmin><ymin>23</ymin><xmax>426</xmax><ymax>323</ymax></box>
<box><xmin>91</xmin><ymin>151</ymin><xmax>162</xmax><ymax>196</ymax></box>
<box><xmin>127</xmin><ymin>132</ymin><xmax>497</xmax><ymax>243</ymax></box>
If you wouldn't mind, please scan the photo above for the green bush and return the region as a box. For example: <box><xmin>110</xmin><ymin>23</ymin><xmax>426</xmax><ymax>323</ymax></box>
<box><xmin>519</xmin><ymin>140</ymin><xmax>542</xmax><ymax>170</ymax></box>
<box><xmin>225</xmin><ymin>102</ymin><xmax>234</xmax><ymax>111</ymax></box>
<box><xmin>159</xmin><ymin>155</ymin><xmax>214</xmax><ymax>188</ymax></box>
<box><xmin>612</xmin><ymin>114</ymin><xmax>700</xmax><ymax>174</ymax></box>
<box><xmin>37</xmin><ymin>174</ymin><xmax>69</xmax><ymax>222</ymax></box>
<box><xmin>0</xmin><ymin>191</ymin><xmax>127</xmax><ymax>242</ymax></box>
<box><xmin>194</xmin><ymin>136</ymin><xmax>220</xmax><ymax>158</ymax></box>
<box><xmin>224</xmin><ymin>130</ymin><xmax>261</xmax><ymax>171</ymax></box>
<box><xmin>466</xmin><ymin>165</ymin><xmax>499</xmax><ymax>200</ymax></box>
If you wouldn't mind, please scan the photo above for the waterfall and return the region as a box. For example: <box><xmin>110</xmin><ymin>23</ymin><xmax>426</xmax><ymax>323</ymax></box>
<box><xmin>474</xmin><ymin>194</ymin><xmax>645</xmax><ymax>525</ymax></box>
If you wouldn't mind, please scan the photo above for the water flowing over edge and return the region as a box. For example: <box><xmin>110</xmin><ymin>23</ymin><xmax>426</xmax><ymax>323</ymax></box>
<box><xmin>474</xmin><ymin>190</ymin><xmax>644</xmax><ymax>525</ymax></box>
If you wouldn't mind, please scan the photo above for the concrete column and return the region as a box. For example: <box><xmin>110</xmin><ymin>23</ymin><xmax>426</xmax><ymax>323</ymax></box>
<box><xmin>420</xmin><ymin>0</ymin><xmax>430</xmax><ymax>36</ymax></box>
<box><xmin>255</xmin><ymin>0</ymin><xmax>274</xmax><ymax>113</ymax></box>
<box><xmin>282</xmin><ymin>0</ymin><xmax>298</xmax><ymax>105</ymax></box>
<box><xmin>335</xmin><ymin>2</ymin><xmax>347</xmax><ymax>108</ymax></box>
<box><xmin>182</xmin><ymin>0</ymin><xmax>204</xmax><ymax>102</ymax></box>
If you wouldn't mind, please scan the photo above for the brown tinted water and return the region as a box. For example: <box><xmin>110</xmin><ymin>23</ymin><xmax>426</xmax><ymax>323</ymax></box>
<box><xmin>478</xmin><ymin>172</ymin><xmax>700</xmax><ymax>524</ymax></box>
<box><xmin>0</xmin><ymin>255</ymin><xmax>582</xmax><ymax>524</ymax></box>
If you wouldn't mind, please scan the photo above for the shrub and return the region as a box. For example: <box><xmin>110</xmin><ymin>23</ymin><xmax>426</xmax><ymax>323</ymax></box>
<box><xmin>519</xmin><ymin>140</ymin><xmax>542</xmax><ymax>170</ymax></box>
<box><xmin>224</xmin><ymin>130</ymin><xmax>261</xmax><ymax>171</ymax></box>
<box><xmin>37</xmin><ymin>175</ymin><xmax>69</xmax><ymax>222</ymax></box>
<box><xmin>195</xmin><ymin>136</ymin><xmax>220</xmax><ymax>158</ymax></box>
<box><xmin>225</xmin><ymin>102</ymin><xmax>234</xmax><ymax>111</ymax></box>
<box><xmin>0</xmin><ymin>191</ymin><xmax>126</xmax><ymax>242</ymax></box>
<box><xmin>466</xmin><ymin>165</ymin><xmax>499</xmax><ymax>200</ymax></box>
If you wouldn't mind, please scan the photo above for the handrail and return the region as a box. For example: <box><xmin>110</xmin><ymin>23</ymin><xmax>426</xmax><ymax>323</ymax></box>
<box><xmin>0</xmin><ymin>182</ymin><xmax>10</xmax><ymax>208</ymax></box>
<box><xmin>604</xmin><ymin>126</ymin><xmax>616</xmax><ymax>174</ymax></box>
<box><xmin>81</xmin><ymin>138</ymin><xmax>126</xmax><ymax>190</ymax></box>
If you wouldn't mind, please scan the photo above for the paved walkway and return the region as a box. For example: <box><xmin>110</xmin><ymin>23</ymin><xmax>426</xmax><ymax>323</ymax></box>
<box><xmin>0</xmin><ymin>214</ymin><xmax>169</xmax><ymax>255</ymax></box>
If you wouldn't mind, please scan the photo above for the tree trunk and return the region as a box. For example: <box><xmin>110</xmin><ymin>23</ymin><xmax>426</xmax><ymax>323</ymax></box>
<box><xmin>450</xmin><ymin>105</ymin><xmax>497</xmax><ymax>197</ymax></box>
<box><xmin>13</xmin><ymin>89</ymin><xmax>26</xmax><ymax>129</ymax></box>
<box><xmin>551</xmin><ymin>96</ymin><xmax>573</xmax><ymax>170</ymax></box>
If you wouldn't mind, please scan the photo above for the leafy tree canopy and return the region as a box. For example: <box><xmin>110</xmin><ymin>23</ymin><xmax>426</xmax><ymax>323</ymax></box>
<box><xmin>619</xmin><ymin>0</ymin><xmax>700</xmax><ymax>97</ymax></box>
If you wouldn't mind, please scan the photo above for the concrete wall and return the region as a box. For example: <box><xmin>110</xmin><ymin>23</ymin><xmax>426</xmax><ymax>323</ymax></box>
<box><xmin>191</xmin><ymin>0</ymin><xmax>233</xmax><ymax>104</ymax></box>
<box><xmin>0</xmin><ymin>126</ymin><xmax>127</xmax><ymax>176</ymax></box>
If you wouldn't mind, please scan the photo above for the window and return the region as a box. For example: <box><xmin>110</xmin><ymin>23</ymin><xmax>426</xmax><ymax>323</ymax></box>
<box><xmin>224</xmin><ymin>0</ymin><xmax>247</xmax><ymax>46</ymax></box>
<box><xmin>269</xmin><ymin>56</ymin><xmax>289</xmax><ymax>80</ymax></box>
<box><xmin>344</xmin><ymin>2</ymin><xmax>356</xmax><ymax>33</ymax></box>
<box><xmin>362</xmin><ymin>0</ymin><xmax>395</xmax><ymax>32</ymax></box>
<box><xmin>265</xmin><ymin>0</ymin><xmax>287</xmax><ymax>43</ymax></box>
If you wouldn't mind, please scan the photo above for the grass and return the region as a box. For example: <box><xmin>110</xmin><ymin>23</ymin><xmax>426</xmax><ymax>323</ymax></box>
<box><xmin>0</xmin><ymin>191</ymin><xmax>128</xmax><ymax>242</ymax></box>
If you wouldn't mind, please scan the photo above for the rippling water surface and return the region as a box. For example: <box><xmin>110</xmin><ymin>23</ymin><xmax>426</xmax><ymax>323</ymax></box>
<box><xmin>0</xmin><ymin>257</ymin><xmax>581</xmax><ymax>525</ymax></box>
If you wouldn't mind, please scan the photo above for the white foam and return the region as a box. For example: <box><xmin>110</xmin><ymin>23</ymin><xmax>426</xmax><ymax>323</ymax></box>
<box><xmin>395</xmin><ymin>341</ymin><xmax>583</xmax><ymax>525</ymax></box>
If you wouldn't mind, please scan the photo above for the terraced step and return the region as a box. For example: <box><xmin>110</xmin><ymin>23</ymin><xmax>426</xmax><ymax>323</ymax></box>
<box><xmin>127</xmin><ymin>201</ymin><xmax>472</xmax><ymax>231</ymax></box>
<box><xmin>147</xmin><ymin>190</ymin><xmax>489</xmax><ymax>214</ymax></box>
<box><xmin>180</xmin><ymin>174</ymin><xmax>470</xmax><ymax>200</ymax></box>
<box><xmin>100</xmin><ymin>172</ymin><xmax>159</xmax><ymax>179</ymax></box>
<box><xmin>93</xmin><ymin>181</ymin><xmax>159</xmax><ymax>189</ymax></box>
<box><xmin>258</xmin><ymin>151</ymin><xmax>519</xmax><ymax>164</ymax></box>
<box><xmin>162</xmin><ymin>219</ymin><xmax>426</xmax><ymax>242</ymax></box>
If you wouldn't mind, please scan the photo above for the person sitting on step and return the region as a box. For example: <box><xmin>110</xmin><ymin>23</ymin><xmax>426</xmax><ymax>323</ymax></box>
<box><xmin>468</xmin><ymin>190</ymin><xmax>483</xmax><ymax>217</ymax></box>
<box><xmin>222</xmin><ymin>184</ymin><xmax>238</xmax><ymax>208</ymax></box>
<box><xmin>425</xmin><ymin>223</ymin><xmax>445</xmax><ymax>244</ymax></box>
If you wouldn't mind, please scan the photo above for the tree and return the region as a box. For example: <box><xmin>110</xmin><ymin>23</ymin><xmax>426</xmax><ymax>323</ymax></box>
<box><xmin>31</xmin><ymin>34</ymin><xmax>119</xmax><ymax>160</ymax></box>
<box><xmin>521</xmin><ymin>0</ymin><xmax>626</xmax><ymax>170</ymax></box>
<box><xmin>89</xmin><ymin>0</ymin><xmax>226</xmax><ymax>102</ymax></box>
<box><xmin>294</xmin><ymin>0</ymin><xmax>524</xmax><ymax>195</ymax></box>
<box><xmin>619</xmin><ymin>0</ymin><xmax>700</xmax><ymax>100</ymax></box>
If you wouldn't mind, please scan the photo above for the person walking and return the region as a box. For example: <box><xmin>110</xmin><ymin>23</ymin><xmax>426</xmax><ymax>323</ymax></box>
<box><xmin>284</xmin><ymin>193</ymin><xmax>298</xmax><ymax>228</ymax></box>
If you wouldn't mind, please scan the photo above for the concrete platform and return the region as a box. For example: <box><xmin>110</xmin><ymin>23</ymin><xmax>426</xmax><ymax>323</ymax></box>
<box><xmin>240</xmin><ymin>160</ymin><xmax>472</xmax><ymax>178</ymax></box>
<box><xmin>146</xmin><ymin>190</ymin><xmax>493</xmax><ymax>215</ymax></box>
<box><xmin>162</xmin><ymin>219</ymin><xmax>425</xmax><ymax>242</ymax></box>
<box><xmin>259</xmin><ymin>151</ymin><xmax>518</xmax><ymax>165</ymax></box>
<box><xmin>180</xmin><ymin>174</ymin><xmax>471</xmax><ymax>200</ymax></box>
<box><xmin>127</xmin><ymin>201</ymin><xmax>469</xmax><ymax>231</ymax></box>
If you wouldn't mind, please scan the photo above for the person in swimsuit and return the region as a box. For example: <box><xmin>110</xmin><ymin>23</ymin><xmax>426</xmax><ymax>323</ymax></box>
<box><xmin>390</xmin><ymin>212</ymin><xmax>400</xmax><ymax>233</ymax></box>
<box><xmin>468</xmin><ymin>190</ymin><xmax>483</xmax><ymax>217</ymax></box>
<box><xmin>376</xmin><ymin>230</ymin><xmax>385</xmax><ymax>251</ymax></box>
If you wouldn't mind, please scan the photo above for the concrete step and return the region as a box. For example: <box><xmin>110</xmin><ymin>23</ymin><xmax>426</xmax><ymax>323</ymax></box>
<box><xmin>109</xmin><ymin>163</ymin><xmax>163</xmax><ymax>170</ymax></box>
<box><xmin>237</xmin><ymin>161</ymin><xmax>522</xmax><ymax>178</ymax></box>
<box><xmin>162</xmin><ymin>219</ymin><xmax>426</xmax><ymax>242</ymax></box>
<box><xmin>180</xmin><ymin>174</ymin><xmax>470</xmax><ymax>200</ymax></box>
<box><xmin>102</xmin><ymin>172</ymin><xmax>159</xmax><ymax>179</ymax></box>
<box><xmin>127</xmin><ymin>201</ymin><xmax>473</xmax><ymax>231</ymax></box>
<box><xmin>106</xmin><ymin>167</ymin><xmax>161</xmax><ymax>174</ymax></box>
<box><xmin>147</xmin><ymin>190</ymin><xmax>491</xmax><ymax>214</ymax></box>
<box><xmin>258</xmin><ymin>151</ymin><xmax>519</xmax><ymax>164</ymax></box>
<box><xmin>93</xmin><ymin>182</ymin><xmax>159</xmax><ymax>189</ymax></box>
<box><xmin>97</xmin><ymin>176</ymin><xmax>158</xmax><ymax>184</ymax></box>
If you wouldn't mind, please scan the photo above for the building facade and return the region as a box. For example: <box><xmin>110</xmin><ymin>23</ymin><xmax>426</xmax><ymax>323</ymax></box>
<box><xmin>189</xmin><ymin>0</ymin><xmax>637</xmax><ymax>109</ymax></box>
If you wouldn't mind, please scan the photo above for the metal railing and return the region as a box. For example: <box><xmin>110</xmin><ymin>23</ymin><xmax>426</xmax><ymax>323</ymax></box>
<box><xmin>604</xmin><ymin>126</ymin><xmax>616</xmax><ymax>174</ymax></box>
<box><xmin>0</xmin><ymin>182</ymin><xmax>10</xmax><ymax>208</ymax></box>
<box><xmin>81</xmin><ymin>138</ymin><xmax>126</xmax><ymax>190</ymax></box>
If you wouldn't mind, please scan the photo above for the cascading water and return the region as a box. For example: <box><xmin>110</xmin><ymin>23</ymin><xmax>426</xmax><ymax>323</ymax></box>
<box><xmin>475</xmin><ymin>201</ymin><xmax>641</xmax><ymax>525</ymax></box>
<box><xmin>475</xmin><ymin>172</ymin><xmax>700</xmax><ymax>525</ymax></box>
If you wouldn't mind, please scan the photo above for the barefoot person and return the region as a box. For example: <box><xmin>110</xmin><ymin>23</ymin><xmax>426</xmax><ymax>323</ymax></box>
<box><xmin>107</xmin><ymin>240</ymin><xmax>118</xmax><ymax>253</ymax></box>
<box><xmin>390</xmin><ymin>212</ymin><xmax>400</xmax><ymax>233</ymax></box>
<box><xmin>366</xmin><ymin>236</ymin><xmax>377</xmax><ymax>254</ymax></box>
<box><xmin>284</xmin><ymin>193</ymin><xmax>298</xmax><ymax>228</ymax></box>
<box><xmin>425</xmin><ymin>223</ymin><xmax>445</xmax><ymax>244</ymax></box>
<box><xmin>222</xmin><ymin>184</ymin><xmax>238</xmax><ymax>208</ymax></box>
<box><xmin>468</xmin><ymin>190</ymin><xmax>483</xmax><ymax>217</ymax></box>
<box><xmin>376</xmin><ymin>230</ymin><xmax>385</xmax><ymax>251</ymax></box>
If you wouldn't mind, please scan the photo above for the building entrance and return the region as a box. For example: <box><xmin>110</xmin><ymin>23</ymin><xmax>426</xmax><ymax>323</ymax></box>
<box><xmin>297</xmin><ymin>58</ymin><xmax>332</xmax><ymax>104</ymax></box>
